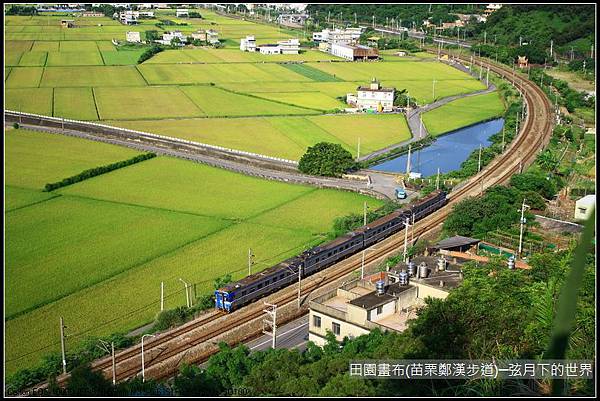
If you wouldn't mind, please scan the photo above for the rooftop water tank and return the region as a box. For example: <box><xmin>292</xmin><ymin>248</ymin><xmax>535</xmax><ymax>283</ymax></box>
<box><xmin>437</xmin><ymin>256</ymin><xmax>446</xmax><ymax>271</ymax></box>
<box><xmin>507</xmin><ymin>256</ymin><xmax>515</xmax><ymax>270</ymax></box>
<box><xmin>419</xmin><ymin>262</ymin><xmax>429</xmax><ymax>278</ymax></box>
<box><xmin>399</xmin><ymin>271</ymin><xmax>408</xmax><ymax>286</ymax></box>
<box><xmin>376</xmin><ymin>280</ymin><xmax>385</xmax><ymax>295</ymax></box>
<box><xmin>407</xmin><ymin>261</ymin><xmax>417</xmax><ymax>277</ymax></box>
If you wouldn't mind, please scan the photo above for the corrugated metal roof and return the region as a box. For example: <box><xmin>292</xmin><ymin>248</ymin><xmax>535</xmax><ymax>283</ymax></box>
<box><xmin>434</xmin><ymin>235</ymin><xmax>480</xmax><ymax>250</ymax></box>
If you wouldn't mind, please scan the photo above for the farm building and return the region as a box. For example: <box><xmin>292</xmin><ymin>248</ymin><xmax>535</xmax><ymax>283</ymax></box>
<box><xmin>60</xmin><ymin>19</ymin><xmax>75</xmax><ymax>28</ymax></box>
<box><xmin>277</xmin><ymin>13</ymin><xmax>309</xmax><ymax>26</ymax></box>
<box><xmin>176</xmin><ymin>8</ymin><xmax>189</xmax><ymax>17</ymax></box>
<box><xmin>331</xmin><ymin>43</ymin><xmax>379</xmax><ymax>61</ymax></box>
<box><xmin>206</xmin><ymin>29</ymin><xmax>219</xmax><ymax>44</ymax></box>
<box><xmin>126</xmin><ymin>31</ymin><xmax>141</xmax><ymax>43</ymax></box>
<box><xmin>240</xmin><ymin>35</ymin><xmax>257</xmax><ymax>52</ymax></box>
<box><xmin>277</xmin><ymin>38</ymin><xmax>300</xmax><ymax>54</ymax></box>
<box><xmin>79</xmin><ymin>11</ymin><xmax>104</xmax><ymax>17</ymax></box>
<box><xmin>347</xmin><ymin>78</ymin><xmax>395</xmax><ymax>112</ymax></box>
<box><xmin>574</xmin><ymin>195</ymin><xmax>595</xmax><ymax>222</ymax></box>
<box><xmin>155</xmin><ymin>31</ymin><xmax>188</xmax><ymax>46</ymax></box>
<box><xmin>258</xmin><ymin>44</ymin><xmax>281</xmax><ymax>55</ymax></box>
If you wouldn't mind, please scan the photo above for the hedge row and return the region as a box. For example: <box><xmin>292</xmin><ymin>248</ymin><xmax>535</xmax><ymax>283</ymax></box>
<box><xmin>43</xmin><ymin>153</ymin><xmax>156</xmax><ymax>192</ymax></box>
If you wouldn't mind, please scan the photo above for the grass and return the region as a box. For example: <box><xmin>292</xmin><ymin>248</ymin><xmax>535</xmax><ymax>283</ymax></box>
<box><xmin>421</xmin><ymin>91</ymin><xmax>505</xmax><ymax>136</ymax></box>
<box><xmin>30</xmin><ymin>41</ymin><xmax>60</xmax><ymax>52</ymax></box>
<box><xmin>40</xmin><ymin>66</ymin><xmax>146</xmax><ymax>87</ymax></box>
<box><xmin>5</xmin><ymin>155</ymin><xmax>382</xmax><ymax>374</ymax></box>
<box><xmin>100</xmin><ymin>50</ymin><xmax>145</xmax><ymax>65</ymax></box>
<box><xmin>5</xmin><ymin>51</ymin><xmax>23</xmax><ymax>66</ymax></box>
<box><xmin>59</xmin><ymin>40</ymin><xmax>100</xmax><ymax>52</ymax></box>
<box><xmin>54</xmin><ymin>87</ymin><xmax>99</xmax><ymax>120</ymax></box>
<box><xmin>5</xmin><ymin>88</ymin><xmax>53</xmax><ymax>115</ymax></box>
<box><xmin>5</xmin><ymin>185</ymin><xmax>58</xmax><ymax>212</ymax></box>
<box><xmin>249</xmin><ymin>91</ymin><xmax>345</xmax><ymax>111</ymax></box>
<box><xmin>180</xmin><ymin>86</ymin><xmax>316</xmax><ymax>117</ymax></box>
<box><xmin>94</xmin><ymin>86</ymin><xmax>205</xmax><ymax>120</ymax></box>
<box><xmin>5</xmin><ymin>67</ymin><xmax>44</xmax><ymax>88</ymax></box>
<box><xmin>18</xmin><ymin>51</ymin><xmax>47</xmax><ymax>66</ymax></box>
<box><xmin>281</xmin><ymin>62</ymin><xmax>343</xmax><ymax>82</ymax></box>
<box><xmin>5</xmin><ymin>195</ymin><xmax>229</xmax><ymax>319</ymax></box>
<box><xmin>46</xmin><ymin>51</ymin><xmax>105</xmax><ymax>66</ymax></box>
<box><xmin>5</xmin><ymin>129</ymin><xmax>141</xmax><ymax>190</ymax></box>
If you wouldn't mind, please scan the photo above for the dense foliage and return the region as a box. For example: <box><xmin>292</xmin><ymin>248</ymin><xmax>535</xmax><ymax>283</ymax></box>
<box><xmin>529</xmin><ymin>68</ymin><xmax>594</xmax><ymax>113</ymax></box>
<box><xmin>473</xmin><ymin>5</ymin><xmax>595</xmax><ymax>57</ymax></box>
<box><xmin>43</xmin><ymin>153</ymin><xmax>156</xmax><ymax>192</ymax></box>
<box><xmin>6</xmin><ymin>5</ymin><xmax>37</xmax><ymax>15</ymax></box>
<box><xmin>298</xmin><ymin>142</ymin><xmax>357</xmax><ymax>177</ymax></box>
<box><xmin>138</xmin><ymin>45</ymin><xmax>164</xmax><ymax>63</ymax></box>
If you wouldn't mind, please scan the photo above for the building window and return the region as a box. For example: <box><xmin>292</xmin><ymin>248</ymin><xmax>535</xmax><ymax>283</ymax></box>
<box><xmin>578</xmin><ymin>207</ymin><xmax>587</xmax><ymax>214</ymax></box>
<box><xmin>377</xmin><ymin>305</ymin><xmax>383</xmax><ymax>314</ymax></box>
<box><xmin>332</xmin><ymin>322</ymin><xmax>341</xmax><ymax>335</ymax></box>
<box><xmin>313</xmin><ymin>315</ymin><xmax>321</xmax><ymax>328</ymax></box>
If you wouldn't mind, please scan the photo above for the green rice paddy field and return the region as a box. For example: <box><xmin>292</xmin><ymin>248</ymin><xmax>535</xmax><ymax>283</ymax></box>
<box><xmin>421</xmin><ymin>91</ymin><xmax>505</xmax><ymax>136</ymax></box>
<box><xmin>5</xmin><ymin>129</ymin><xmax>383</xmax><ymax>374</ymax></box>
<box><xmin>4</xmin><ymin>8</ymin><xmax>493</xmax><ymax>159</ymax></box>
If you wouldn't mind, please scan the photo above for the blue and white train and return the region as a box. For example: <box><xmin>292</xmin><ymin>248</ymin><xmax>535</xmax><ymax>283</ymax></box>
<box><xmin>215</xmin><ymin>190</ymin><xmax>447</xmax><ymax>312</ymax></box>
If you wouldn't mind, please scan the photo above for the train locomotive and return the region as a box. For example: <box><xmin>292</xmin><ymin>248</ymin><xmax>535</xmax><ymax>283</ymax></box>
<box><xmin>215</xmin><ymin>190</ymin><xmax>447</xmax><ymax>312</ymax></box>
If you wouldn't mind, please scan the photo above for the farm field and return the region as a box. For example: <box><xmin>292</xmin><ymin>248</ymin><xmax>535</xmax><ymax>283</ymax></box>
<box><xmin>5</xmin><ymin>150</ymin><xmax>383</xmax><ymax>374</ymax></box>
<box><xmin>109</xmin><ymin>113</ymin><xmax>411</xmax><ymax>160</ymax></box>
<box><xmin>421</xmin><ymin>91</ymin><xmax>505</xmax><ymax>136</ymax></box>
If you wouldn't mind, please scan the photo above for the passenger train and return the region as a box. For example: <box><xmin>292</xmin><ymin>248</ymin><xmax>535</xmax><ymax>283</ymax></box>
<box><xmin>215</xmin><ymin>190</ymin><xmax>447</xmax><ymax>312</ymax></box>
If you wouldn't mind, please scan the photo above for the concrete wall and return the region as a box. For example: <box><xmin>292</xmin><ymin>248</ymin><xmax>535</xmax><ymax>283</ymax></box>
<box><xmin>395</xmin><ymin>285</ymin><xmax>419</xmax><ymax>309</ymax></box>
<box><xmin>415</xmin><ymin>282</ymin><xmax>449</xmax><ymax>300</ymax></box>
<box><xmin>369</xmin><ymin>300</ymin><xmax>396</xmax><ymax>322</ymax></box>
<box><xmin>309</xmin><ymin>308</ymin><xmax>370</xmax><ymax>343</ymax></box>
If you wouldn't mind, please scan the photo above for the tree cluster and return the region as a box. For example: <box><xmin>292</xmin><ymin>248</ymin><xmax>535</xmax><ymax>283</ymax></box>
<box><xmin>138</xmin><ymin>45</ymin><xmax>164</xmax><ymax>63</ymax></box>
<box><xmin>44</xmin><ymin>153</ymin><xmax>156</xmax><ymax>192</ymax></box>
<box><xmin>298</xmin><ymin>142</ymin><xmax>358</xmax><ymax>178</ymax></box>
<box><xmin>6</xmin><ymin>5</ymin><xmax>37</xmax><ymax>15</ymax></box>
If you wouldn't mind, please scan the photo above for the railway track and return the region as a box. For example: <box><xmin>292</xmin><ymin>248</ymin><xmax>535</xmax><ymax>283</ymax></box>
<box><xmin>25</xmin><ymin>53</ymin><xmax>553</xmax><ymax>391</ymax></box>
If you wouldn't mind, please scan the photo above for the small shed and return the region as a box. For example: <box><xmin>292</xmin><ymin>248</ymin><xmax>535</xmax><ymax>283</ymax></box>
<box><xmin>574</xmin><ymin>195</ymin><xmax>595</xmax><ymax>222</ymax></box>
<box><xmin>367</xmin><ymin>36</ymin><xmax>380</xmax><ymax>47</ymax></box>
<box><xmin>61</xmin><ymin>19</ymin><xmax>75</xmax><ymax>28</ymax></box>
<box><xmin>432</xmin><ymin>236</ymin><xmax>481</xmax><ymax>253</ymax></box>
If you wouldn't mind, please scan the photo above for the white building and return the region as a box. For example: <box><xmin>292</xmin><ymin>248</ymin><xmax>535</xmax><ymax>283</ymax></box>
<box><xmin>258</xmin><ymin>44</ymin><xmax>281</xmax><ymax>55</ymax></box>
<box><xmin>347</xmin><ymin>78</ymin><xmax>395</xmax><ymax>112</ymax></box>
<box><xmin>331</xmin><ymin>43</ymin><xmax>379</xmax><ymax>61</ymax></box>
<box><xmin>574</xmin><ymin>195</ymin><xmax>595</xmax><ymax>222</ymax></box>
<box><xmin>126</xmin><ymin>31</ymin><xmax>141</xmax><ymax>43</ymax></box>
<box><xmin>176</xmin><ymin>8</ymin><xmax>189</xmax><ymax>17</ymax></box>
<box><xmin>312</xmin><ymin>29</ymin><xmax>330</xmax><ymax>42</ymax></box>
<box><xmin>277</xmin><ymin>38</ymin><xmax>299</xmax><ymax>54</ymax></box>
<box><xmin>240</xmin><ymin>35</ymin><xmax>257</xmax><ymax>52</ymax></box>
<box><xmin>155</xmin><ymin>31</ymin><xmax>188</xmax><ymax>46</ymax></box>
<box><xmin>206</xmin><ymin>29</ymin><xmax>219</xmax><ymax>44</ymax></box>
<box><xmin>313</xmin><ymin>27</ymin><xmax>362</xmax><ymax>46</ymax></box>
<box><xmin>118</xmin><ymin>10</ymin><xmax>154</xmax><ymax>24</ymax></box>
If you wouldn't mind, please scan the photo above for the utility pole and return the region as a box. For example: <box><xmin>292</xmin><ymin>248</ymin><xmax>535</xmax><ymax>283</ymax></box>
<box><xmin>60</xmin><ymin>317</ymin><xmax>67</xmax><ymax>374</ymax></box>
<box><xmin>361</xmin><ymin>250</ymin><xmax>365</xmax><ymax>279</ymax></box>
<box><xmin>518</xmin><ymin>199</ymin><xmax>530</xmax><ymax>258</ymax></box>
<box><xmin>179</xmin><ymin>278</ymin><xmax>190</xmax><ymax>308</ymax></box>
<box><xmin>160</xmin><ymin>282</ymin><xmax>164</xmax><ymax>312</ymax></box>
<box><xmin>354</xmin><ymin>12</ymin><xmax>356</xmax><ymax>25</ymax></box>
<box><xmin>248</xmin><ymin>248</ymin><xmax>254</xmax><ymax>276</ymax></box>
<box><xmin>486</xmin><ymin>66</ymin><xmax>490</xmax><ymax>87</ymax></box>
<box><xmin>550</xmin><ymin>39</ymin><xmax>553</xmax><ymax>60</ymax></box>
<box><xmin>357</xmin><ymin>137</ymin><xmax>360</xmax><ymax>161</ymax></box>
<box><xmin>405</xmin><ymin>144</ymin><xmax>412</xmax><ymax>176</ymax></box>
<box><xmin>403</xmin><ymin>217</ymin><xmax>410</xmax><ymax>262</ymax></box>
<box><xmin>483</xmin><ymin>30</ymin><xmax>486</xmax><ymax>45</ymax></box>
<box><xmin>363</xmin><ymin>201</ymin><xmax>368</xmax><ymax>226</ymax></box>
<box><xmin>297</xmin><ymin>267</ymin><xmax>302</xmax><ymax>309</ymax></box>
<box><xmin>436</xmin><ymin>167</ymin><xmax>440</xmax><ymax>190</ymax></box>
<box><xmin>501</xmin><ymin>127</ymin><xmax>506</xmax><ymax>152</ymax></box>
<box><xmin>432</xmin><ymin>79</ymin><xmax>437</xmax><ymax>101</ymax></box>
<box><xmin>519</xmin><ymin>36</ymin><xmax>522</xmax><ymax>46</ymax></box>
<box><xmin>97</xmin><ymin>340</ymin><xmax>116</xmax><ymax>385</ymax></box>
<box><xmin>372</xmin><ymin>15</ymin><xmax>375</xmax><ymax>28</ymax></box>
<box><xmin>411</xmin><ymin>212</ymin><xmax>415</xmax><ymax>245</ymax></box>
<box><xmin>263</xmin><ymin>302</ymin><xmax>277</xmax><ymax>349</ymax></box>
<box><xmin>478</xmin><ymin>143</ymin><xmax>482</xmax><ymax>172</ymax></box>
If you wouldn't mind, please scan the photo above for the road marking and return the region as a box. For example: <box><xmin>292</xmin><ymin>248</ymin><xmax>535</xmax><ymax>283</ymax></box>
<box><xmin>249</xmin><ymin>322</ymin><xmax>308</xmax><ymax>350</ymax></box>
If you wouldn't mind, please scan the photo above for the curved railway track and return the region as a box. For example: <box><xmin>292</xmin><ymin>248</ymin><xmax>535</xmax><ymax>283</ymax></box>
<box><xmin>26</xmin><ymin>53</ymin><xmax>553</xmax><ymax>391</ymax></box>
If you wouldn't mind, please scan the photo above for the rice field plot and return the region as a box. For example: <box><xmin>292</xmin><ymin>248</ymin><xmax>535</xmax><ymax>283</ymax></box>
<box><xmin>58</xmin><ymin>40</ymin><xmax>100</xmax><ymax>52</ymax></box>
<box><xmin>308</xmin><ymin>114</ymin><xmax>412</xmax><ymax>156</ymax></box>
<box><xmin>378</xmin><ymin>79</ymin><xmax>486</xmax><ymax>105</ymax></box>
<box><xmin>281</xmin><ymin>62</ymin><xmax>343</xmax><ymax>82</ymax></box>
<box><xmin>308</xmin><ymin>60</ymin><xmax>475</xmax><ymax>83</ymax></box>
<box><xmin>5</xmin><ymin>40</ymin><xmax>33</xmax><ymax>52</ymax></box>
<box><xmin>5</xmin><ymin>88</ymin><xmax>53</xmax><ymax>115</ymax></box>
<box><xmin>54</xmin><ymin>87</ymin><xmax>99</xmax><ymax>120</ymax></box>
<box><xmin>18</xmin><ymin>51</ymin><xmax>47</xmax><ymax>66</ymax></box>
<box><xmin>94</xmin><ymin>86</ymin><xmax>205</xmax><ymax>120</ymax></box>
<box><xmin>137</xmin><ymin>62</ymin><xmax>310</xmax><ymax>84</ymax></box>
<box><xmin>96</xmin><ymin>41</ymin><xmax>116</xmax><ymax>51</ymax></box>
<box><xmin>101</xmin><ymin>50</ymin><xmax>145</xmax><ymax>65</ymax></box>
<box><xmin>250</xmin><ymin>91</ymin><xmax>345</xmax><ymax>111</ymax></box>
<box><xmin>249</xmin><ymin>188</ymin><xmax>382</xmax><ymax>234</ymax></box>
<box><xmin>5</xmin><ymin>129</ymin><xmax>141</xmax><ymax>190</ymax></box>
<box><xmin>195</xmin><ymin>48</ymin><xmax>341</xmax><ymax>63</ymax></box>
<box><xmin>46</xmin><ymin>51</ymin><xmax>105</xmax><ymax>66</ymax></box>
<box><xmin>21</xmin><ymin>25</ymin><xmax>61</xmax><ymax>33</ymax></box>
<box><xmin>109</xmin><ymin>117</ymin><xmax>308</xmax><ymax>160</ymax></box>
<box><xmin>40</xmin><ymin>66</ymin><xmax>146</xmax><ymax>87</ymax></box>
<box><xmin>180</xmin><ymin>86</ymin><xmax>316</xmax><ymax>117</ymax></box>
<box><xmin>5</xmin><ymin>68</ymin><xmax>12</xmax><ymax>80</ymax></box>
<box><xmin>5</xmin><ymin>51</ymin><xmax>23</xmax><ymax>66</ymax></box>
<box><xmin>58</xmin><ymin>157</ymin><xmax>314</xmax><ymax>219</ymax></box>
<box><xmin>5</xmin><ymin>195</ymin><xmax>229</xmax><ymax>320</ymax></box>
<box><xmin>5</xmin><ymin>33</ymin><xmax>64</xmax><ymax>41</ymax></box>
<box><xmin>5</xmin><ymin>185</ymin><xmax>59</xmax><ymax>212</ymax></box>
<box><xmin>422</xmin><ymin>91</ymin><xmax>505</xmax><ymax>136</ymax></box>
<box><xmin>142</xmin><ymin>49</ymin><xmax>199</xmax><ymax>64</ymax></box>
<box><xmin>30</xmin><ymin>41</ymin><xmax>60</xmax><ymax>52</ymax></box>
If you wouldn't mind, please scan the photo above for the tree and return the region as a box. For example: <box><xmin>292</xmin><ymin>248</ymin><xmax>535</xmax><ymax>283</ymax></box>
<box><xmin>319</xmin><ymin>373</ymin><xmax>376</xmax><ymax>396</ymax></box>
<box><xmin>510</xmin><ymin>171</ymin><xmax>558</xmax><ymax>199</ymax></box>
<box><xmin>298</xmin><ymin>142</ymin><xmax>357</xmax><ymax>177</ymax></box>
<box><xmin>173</xmin><ymin>364</ymin><xmax>220</xmax><ymax>396</ymax></box>
<box><xmin>65</xmin><ymin>364</ymin><xmax>113</xmax><ymax>396</ymax></box>
<box><xmin>536</xmin><ymin>149</ymin><xmax>559</xmax><ymax>172</ymax></box>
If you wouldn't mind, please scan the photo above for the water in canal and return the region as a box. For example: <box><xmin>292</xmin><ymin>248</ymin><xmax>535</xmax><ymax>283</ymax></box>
<box><xmin>371</xmin><ymin>118</ymin><xmax>504</xmax><ymax>177</ymax></box>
